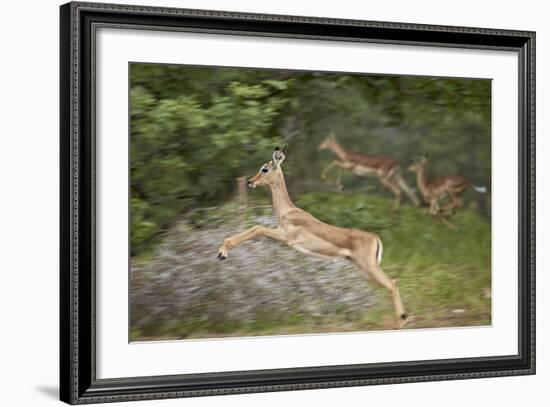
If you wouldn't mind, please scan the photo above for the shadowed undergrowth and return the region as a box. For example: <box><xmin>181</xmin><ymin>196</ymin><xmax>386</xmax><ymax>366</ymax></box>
<box><xmin>130</xmin><ymin>192</ymin><xmax>491</xmax><ymax>341</ymax></box>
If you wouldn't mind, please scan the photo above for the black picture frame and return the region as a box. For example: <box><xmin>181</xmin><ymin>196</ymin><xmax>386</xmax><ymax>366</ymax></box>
<box><xmin>60</xmin><ymin>1</ymin><xmax>536</xmax><ymax>404</ymax></box>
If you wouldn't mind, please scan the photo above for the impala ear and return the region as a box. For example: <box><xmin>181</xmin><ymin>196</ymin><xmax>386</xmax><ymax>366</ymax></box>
<box><xmin>272</xmin><ymin>146</ymin><xmax>286</xmax><ymax>167</ymax></box>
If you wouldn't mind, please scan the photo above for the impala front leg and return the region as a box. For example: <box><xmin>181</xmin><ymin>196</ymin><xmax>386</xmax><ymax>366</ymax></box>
<box><xmin>321</xmin><ymin>160</ymin><xmax>351</xmax><ymax>180</ymax></box>
<box><xmin>321</xmin><ymin>160</ymin><xmax>338</xmax><ymax>180</ymax></box>
<box><xmin>217</xmin><ymin>225</ymin><xmax>288</xmax><ymax>260</ymax></box>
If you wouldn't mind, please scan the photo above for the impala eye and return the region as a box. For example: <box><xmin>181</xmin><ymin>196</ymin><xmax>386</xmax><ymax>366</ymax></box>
<box><xmin>261</xmin><ymin>168</ymin><xmax>269</xmax><ymax>173</ymax></box>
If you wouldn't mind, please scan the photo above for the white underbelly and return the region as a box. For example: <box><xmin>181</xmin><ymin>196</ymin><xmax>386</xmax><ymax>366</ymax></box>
<box><xmin>351</xmin><ymin>165</ymin><xmax>378</xmax><ymax>176</ymax></box>
<box><xmin>289</xmin><ymin>242</ymin><xmax>351</xmax><ymax>259</ymax></box>
<box><xmin>291</xmin><ymin>243</ymin><xmax>332</xmax><ymax>258</ymax></box>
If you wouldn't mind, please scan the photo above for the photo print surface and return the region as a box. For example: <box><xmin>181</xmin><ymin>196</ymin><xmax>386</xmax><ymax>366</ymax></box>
<box><xmin>129</xmin><ymin>63</ymin><xmax>492</xmax><ymax>342</ymax></box>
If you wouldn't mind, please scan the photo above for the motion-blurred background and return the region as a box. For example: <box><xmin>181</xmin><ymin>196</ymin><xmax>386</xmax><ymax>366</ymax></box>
<box><xmin>130</xmin><ymin>63</ymin><xmax>491</xmax><ymax>341</ymax></box>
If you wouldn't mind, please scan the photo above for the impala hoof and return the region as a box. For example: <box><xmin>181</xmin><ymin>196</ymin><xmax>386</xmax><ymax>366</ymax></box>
<box><xmin>398</xmin><ymin>314</ymin><xmax>413</xmax><ymax>329</ymax></box>
<box><xmin>217</xmin><ymin>253</ymin><xmax>226</xmax><ymax>260</ymax></box>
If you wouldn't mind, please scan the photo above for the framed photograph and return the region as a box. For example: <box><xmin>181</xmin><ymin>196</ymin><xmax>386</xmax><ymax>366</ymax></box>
<box><xmin>60</xmin><ymin>1</ymin><xmax>535</xmax><ymax>404</ymax></box>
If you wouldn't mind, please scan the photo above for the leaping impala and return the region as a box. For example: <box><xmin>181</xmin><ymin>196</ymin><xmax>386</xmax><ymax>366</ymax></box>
<box><xmin>217</xmin><ymin>147</ymin><xmax>408</xmax><ymax>328</ymax></box>
<box><xmin>318</xmin><ymin>134</ymin><xmax>420</xmax><ymax>210</ymax></box>
<box><xmin>408</xmin><ymin>154</ymin><xmax>487</xmax><ymax>217</ymax></box>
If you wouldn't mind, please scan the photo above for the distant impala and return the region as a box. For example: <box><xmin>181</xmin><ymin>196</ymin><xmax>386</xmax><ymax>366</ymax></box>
<box><xmin>408</xmin><ymin>154</ymin><xmax>487</xmax><ymax>216</ymax></box>
<box><xmin>318</xmin><ymin>134</ymin><xmax>419</xmax><ymax>210</ymax></box>
<box><xmin>217</xmin><ymin>147</ymin><xmax>408</xmax><ymax>327</ymax></box>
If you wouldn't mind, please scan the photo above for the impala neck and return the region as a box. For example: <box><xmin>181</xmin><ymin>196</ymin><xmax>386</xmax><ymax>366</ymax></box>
<box><xmin>269</xmin><ymin>168</ymin><xmax>296</xmax><ymax>222</ymax></box>
<box><xmin>328</xmin><ymin>139</ymin><xmax>348</xmax><ymax>161</ymax></box>
<box><xmin>415</xmin><ymin>166</ymin><xmax>430</xmax><ymax>198</ymax></box>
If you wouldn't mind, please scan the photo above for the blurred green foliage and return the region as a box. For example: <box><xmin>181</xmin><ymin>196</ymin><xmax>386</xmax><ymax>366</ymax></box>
<box><xmin>130</xmin><ymin>65</ymin><xmax>290</xmax><ymax>253</ymax></box>
<box><xmin>130</xmin><ymin>64</ymin><xmax>490</xmax><ymax>255</ymax></box>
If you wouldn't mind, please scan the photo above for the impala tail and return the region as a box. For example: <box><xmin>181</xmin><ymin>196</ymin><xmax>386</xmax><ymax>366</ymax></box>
<box><xmin>473</xmin><ymin>185</ymin><xmax>487</xmax><ymax>194</ymax></box>
<box><xmin>376</xmin><ymin>236</ymin><xmax>383</xmax><ymax>265</ymax></box>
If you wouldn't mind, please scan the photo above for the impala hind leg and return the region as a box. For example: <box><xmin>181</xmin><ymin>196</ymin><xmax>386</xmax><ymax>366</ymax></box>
<box><xmin>336</xmin><ymin>171</ymin><xmax>343</xmax><ymax>191</ymax></box>
<box><xmin>440</xmin><ymin>193</ymin><xmax>462</xmax><ymax>215</ymax></box>
<box><xmin>379</xmin><ymin>176</ymin><xmax>402</xmax><ymax>211</ymax></box>
<box><xmin>370</xmin><ymin>265</ymin><xmax>408</xmax><ymax>327</ymax></box>
<box><xmin>427</xmin><ymin>199</ymin><xmax>456</xmax><ymax>229</ymax></box>
<box><xmin>353</xmin><ymin>257</ymin><xmax>408</xmax><ymax>328</ymax></box>
<box><xmin>428</xmin><ymin>199</ymin><xmax>441</xmax><ymax>215</ymax></box>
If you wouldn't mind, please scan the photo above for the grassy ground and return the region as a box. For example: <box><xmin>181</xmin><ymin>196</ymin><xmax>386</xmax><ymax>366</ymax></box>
<box><xmin>131</xmin><ymin>191</ymin><xmax>491</xmax><ymax>341</ymax></box>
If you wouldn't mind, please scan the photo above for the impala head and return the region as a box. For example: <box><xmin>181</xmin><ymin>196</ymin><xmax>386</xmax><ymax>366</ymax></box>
<box><xmin>247</xmin><ymin>146</ymin><xmax>287</xmax><ymax>188</ymax></box>
<box><xmin>408</xmin><ymin>154</ymin><xmax>428</xmax><ymax>173</ymax></box>
<box><xmin>318</xmin><ymin>133</ymin><xmax>337</xmax><ymax>151</ymax></box>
